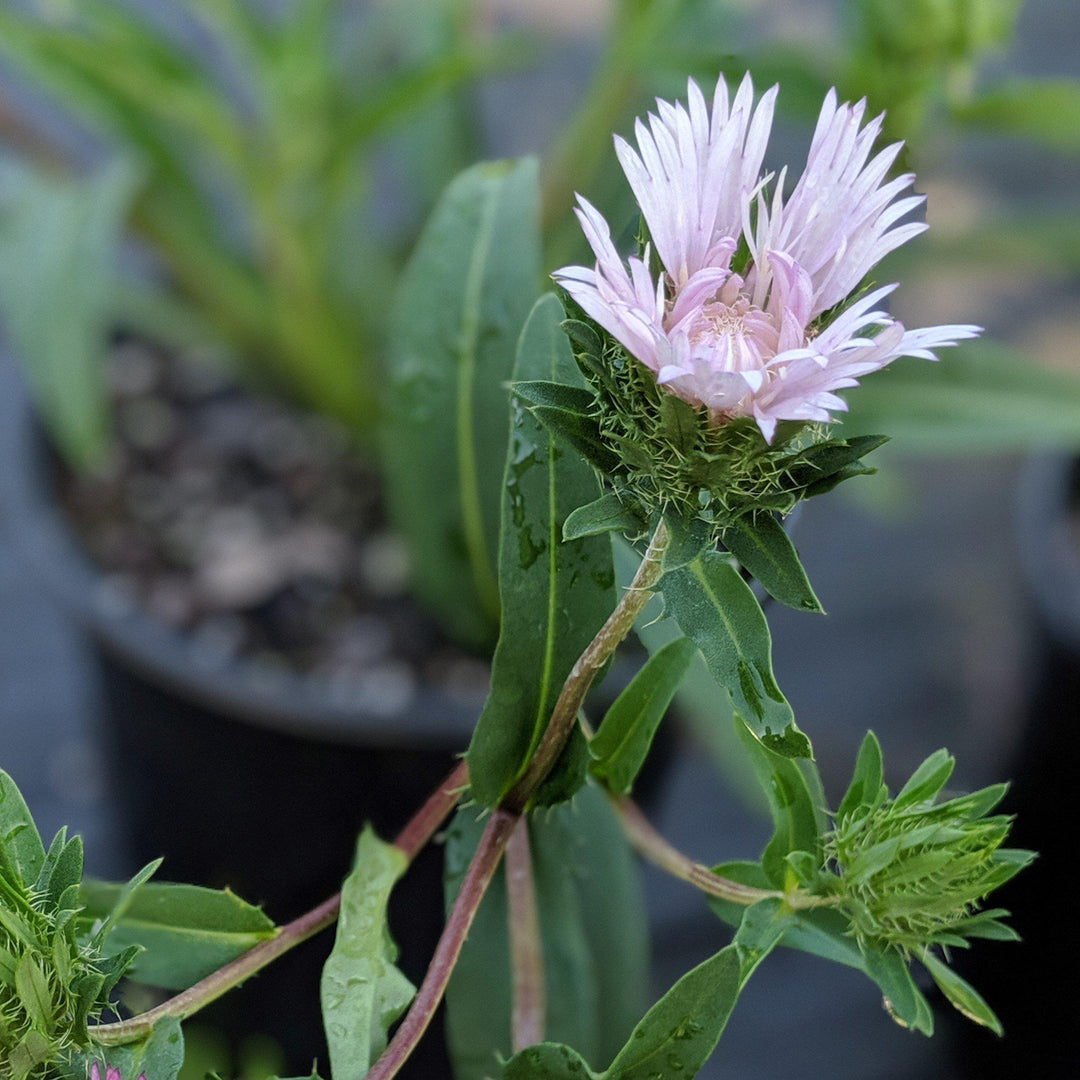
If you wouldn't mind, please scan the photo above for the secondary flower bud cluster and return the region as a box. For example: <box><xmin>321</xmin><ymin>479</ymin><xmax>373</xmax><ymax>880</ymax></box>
<box><xmin>1</xmin><ymin>839</ymin><xmax>132</xmax><ymax>1080</ymax></box>
<box><xmin>823</xmin><ymin>745</ymin><xmax>1031</xmax><ymax>956</ymax></box>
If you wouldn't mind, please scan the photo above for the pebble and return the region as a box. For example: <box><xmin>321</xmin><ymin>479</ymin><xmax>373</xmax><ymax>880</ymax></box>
<box><xmin>358</xmin><ymin>533</ymin><xmax>411</xmax><ymax>596</ymax></box>
<box><xmin>324</xmin><ymin>660</ymin><xmax>416</xmax><ymax>717</ymax></box>
<box><xmin>324</xmin><ymin>616</ymin><xmax>393</xmax><ymax>668</ymax></box>
<box><xmin>146</xmin><ymin>575</ymin><xmax>195</xmax><ymax>627</ymax></box>
<box><xmin>119</xmin><ymin>397</ymin><xmax>178</xmax><ymax>452</ymax></box>
<box><xmin>195</xmin><ymin>536</ymin><xmax>289</xmax><ymax>609</ymax></box>
<box><xmin>108</xmin><ymin>341</ymin><xmax>162</xmax><ymax>397</ymax></box>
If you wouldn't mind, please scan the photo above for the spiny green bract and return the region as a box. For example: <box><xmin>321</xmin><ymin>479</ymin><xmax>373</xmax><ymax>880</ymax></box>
<box><xmin>1</xmin><ymin>831</ymin><xmax>134</xmax><ymax>1080</ymax></box>
<box><xmin>553</xmin><ymin>292</ymin><xmax>887</xmax><ymax>544</ymax></box>
<box><xmin>823</xmin><ymin>738</ymin><xmax>1032</xmax><ymax>955</ymax></box>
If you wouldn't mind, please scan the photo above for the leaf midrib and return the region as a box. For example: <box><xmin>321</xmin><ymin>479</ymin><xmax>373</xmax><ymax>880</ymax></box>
<box><xmin>456</xmin><ymin>175</ymin><xmax>502</xmax><ymax>624</ymax></box>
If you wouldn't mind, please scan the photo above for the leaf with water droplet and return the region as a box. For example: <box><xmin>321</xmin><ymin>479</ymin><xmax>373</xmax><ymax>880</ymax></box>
<box><xmin>467</xmin><ymin>294</ymin><xmax>616</xmax><ymax>808</ymax></box>
<box><xmin>320</xmin><ymin>827</ymin><xmax>415</xmax><ymax>1080</ymax></box>
<box><xmin>502</xmin><ymin>1043</ymin><xmax>599</xmax><ymax>1080</ymax></box>
<box><xmin>77</xmin><ymin>878</ymin><xmax>275</xmax><ymax>990</ymax></box>
<box><xmin>504</xmin><ymin>941</ymin><xmax>757</xmax><ymax>1080</ymax></box>
<box><xmin>662</xmin><ymin>553</ymin><xmax>810</xmax><ymax>758</ymax></box>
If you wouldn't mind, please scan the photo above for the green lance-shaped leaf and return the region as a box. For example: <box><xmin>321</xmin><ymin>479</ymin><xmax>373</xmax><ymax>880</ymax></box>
<box><xmin>662</xmin><ymin>552</ymin><xmax>810</xmax><ymax>758</ymax></box>
<box><xmin>720</xmin><ymin>514</ymin><xmax>823</xmax><ymax>613</ymax></box>
<box><xmin>444</xmin><ymin>785</ymin><xmax>647</xmax><ymax>1080</ymax></box>
<box><xmin>0</xmin><ymin>158</ymin><xmax>140</xmax><ymax>472</ymax></box>
<box><xmin>892</xmin><ymin>748</ymin><xmax>954</xmax><ymax>809</ymax></box>
<box><xmin>60</xmin><ymin>1016</ymin><xmax>185</xmax><ymax>1080</ymax></box>
<box><xmin>837</xmin><ymin>731</ymin><xmax>886</xmax><ymax>822</ymax></box>
<box><xmin>383</xmin><ymin>156</ymin><xmax>541</xmax><ymax>651</ymax></box>
<box><xmin>731</xmin><ymin>717</ymin><xmax>825</xmax><ymax>889</ymax></box>
<box><xmin>511</xmin><ymin>381</ymin><xmax>597</xmax><ymax>414</ymax></box>
<box><xmin>860</xmin><ymin>943</ymin><xmax>934</xmax><ymax>1035</ymax></box>
<box><xmin>921</xmin><ymin>950</ymin><xmax>1003</xmax><ymax>1036</ymax></box>
<box><xmin>86</xmin><ymin>859</ymin><xmax>162</xmax><ymax>951</ymax></box>
<box><xmin>659</xmin><ymin>516</ymin><xmax>711</xmax><ymax>574</ymax></box>
<box><xmin>78</xmin><ymin>880</ymin><xmax>276</xmax><ymax>990</ymax></box>
<box><xmin>600</xmin><ymin>944</ymin><xmax>741</xmax><ymax>1079</ymax></box>
<box><xmin>14</xmin><ymin>953</ymin><xmax>53</xmax><ymax>1032</ymax></box>
<box><xmin>320</xmin><ymin>827</ymin><xmax>415</xmax><ymax>1080</ymax></box>
<box><xmin>504</xmin><ymin>901</ymin><xmax>783</xmax><ymax>1080</ymax></box>
<box><xmin>563</xmin><ymin>493</ymin><xmax>645</xmax><ymax>541</ymax></box>
<box><xmin>36</xmin><ymin>830</ymin><xmax>84</xmax><ymax>909</ymax></box>
<box><xmin>0</xmin><ymin>770</ymin><xmax>46</xmax><ymax>888</ymax></box>
<box><xmin>590</xmin><ymin>637</ymin><xmax>697</xmax><ymax>794</ymax></box>
<box><xmin>466</xmin><ymin>294</ymin><xmax>616</xmax><ymax>809</ymax></box>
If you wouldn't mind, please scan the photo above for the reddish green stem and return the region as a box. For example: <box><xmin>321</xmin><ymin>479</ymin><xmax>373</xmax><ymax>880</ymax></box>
<box><xmin>364</xmin><ymin>809</ymin><xmax>520</xmax><ymax>1080</ymax></box>
<box><xmin>91</xmin><ymin>760</ymin><xmax>469</xmax><ymax>1046</ymax></box>
<box><xmin>506</xmin><ymin>819</ymin><xmax>545</xmax><ymax>1052</ymax></box>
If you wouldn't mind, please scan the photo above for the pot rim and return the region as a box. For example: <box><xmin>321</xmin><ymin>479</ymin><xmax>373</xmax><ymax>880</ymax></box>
<box><xmin>0</xmin><ymin>369</ymin><xmax>485</xmax><ymax>749</ymax></box>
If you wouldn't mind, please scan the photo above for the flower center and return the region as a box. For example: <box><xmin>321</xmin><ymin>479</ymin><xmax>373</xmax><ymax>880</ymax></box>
<box><xmin>686</xmin><ymin>297</ymin><xmax>779</xmax><ymax>372</ymax></box>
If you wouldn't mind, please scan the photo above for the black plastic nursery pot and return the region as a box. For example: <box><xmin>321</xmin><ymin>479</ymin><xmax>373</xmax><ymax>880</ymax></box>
<box><xmin>948</xmin><ymin>453</ymin><xmax>1080</xmax><ymax>1079</ymax></box>
<box><xmin>0</xmin><ymin>383</ymin><xmax>483</xmax><ymax>1076</ymax></box>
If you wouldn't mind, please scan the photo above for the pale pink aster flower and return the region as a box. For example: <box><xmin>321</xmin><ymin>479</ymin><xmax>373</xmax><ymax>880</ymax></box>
<box><xmin>554</xmin><ymin>74</ymin><xmax>981</xmax><ymax>442</ymax></box>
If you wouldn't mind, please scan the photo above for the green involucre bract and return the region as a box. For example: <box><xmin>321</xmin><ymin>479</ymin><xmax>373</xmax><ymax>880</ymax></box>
<box><xmin>552</xmin><ymin>292</ymin><xmax>887</xmax><ymax>545</ymax></box>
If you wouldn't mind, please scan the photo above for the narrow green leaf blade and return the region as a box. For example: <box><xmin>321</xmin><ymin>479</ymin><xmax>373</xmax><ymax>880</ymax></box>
<box><xmin>443</xmin><ymin>807</ymin><xmax>511</xmax><ymax>1080</ymax></box>
<box><xmin>563</xmin><ymin>493</ymin><xmax>645</xmax><ymax>541</ymax></box>
<box><xmin>79</xmin><ymin>879</ymin><xmax>275</xmax><ymax>989</ymax></box>
<box><xmin>663</xmin><ymin>552</ymin><xmax>808</xmax><ymax>757</ymax></box>
<box><xmin>0</xmin><ymin>159</ymin><xmax>139</xmax><ymax>471</ymax></box>
<box><xmin>529</xmin><ymin>406</ymin><xmax>622</xmax><ymax>474</ymax></box>
<box><xmin>721</xmin><ymin>515</ymin><xmax>823</xmax><ymax>613</ymax></box>
<box><xmin>861</xmin><ymin>944</ymin><xmax>933</xmax><ymax>1035</ymax></box>
<box><xmin>894</xmin><ymin>749</ymin><xmax>954</xmax><ymax>808</ymax></box>
<box><xmin>505</xmin><ymin>942</ymin><xmax>752</xmax><ymax>1080</ymax></box>
<box><xmin>732</xmin><ymin>718</ymin><xmax>824</xmax><ymax>889</ymax></box>
<box><xmin>15</xmin><ymin>954</ymin><xmax>53</xmax><ymax>1031</ymax></box>
<box><xmin>0</xmin><ymin>770</ymin><xmax>46</xmax><ymax>887</ymax></box>
<box><xmin>466</xmin><ymin>294</ymin><xmax>616</xmax><ymax>808</ymax></box>
<box><xmin>604</xmin><ymin>944</ymin><xmax>742</xmax><ymax>1079</ymax></box>
<box><xmin>383</xmin><ymin>157</ymin><xmax>541</xmax><ymax>650</ymax></box>
<box><xmin>922</xmin><ymin>952</ymin><xmax>1004</xmax><ymax>1035</ymax></box>
<box><xmin>590</xmin><ymin>637</ymin><xmax>697</xmax><ymax>794</ymax></box>
<box><xmin>837</xmin><ymin>731</ymin><xmax>885</xmax><ymax>821</ymax></box>
<box><xmin>533</xmin><ymin>784</ymin><xmax>649</xmax><ymax>1064</ymax></box>
<box><xmin>503</xmin><ymin>1044</ymin><xmax>598</xmax><ymax>1080</ymax></box>
<box><xmin>321</xmin><ymin>827</ymin><xmax>415</xmax><ymax>1079</ymax></box>
<box><xmin>512</xmin><ymin>381</ymin><xmax>596</xmax><ymax>414</ymax></box>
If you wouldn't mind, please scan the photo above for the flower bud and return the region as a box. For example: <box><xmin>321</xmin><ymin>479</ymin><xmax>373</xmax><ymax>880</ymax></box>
<box><xmin>821</xmin><ymin>733</ymin><xmax>1033</xmax><ymax>1034</ymax></box>
<box><xmin>1</xmin><ymin>830</ymin><xmax>134</xmax><ymax>1080</ymax></box>
<box><xmin>826</xmin><ymin>738</ymin><xmax>1031</xmax><ymax>952</ymax></box>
